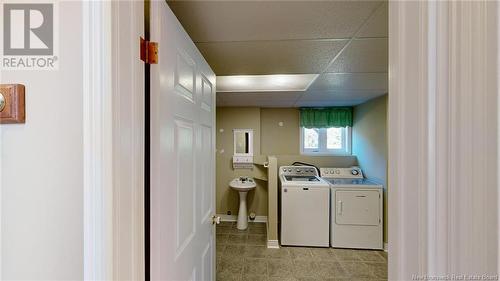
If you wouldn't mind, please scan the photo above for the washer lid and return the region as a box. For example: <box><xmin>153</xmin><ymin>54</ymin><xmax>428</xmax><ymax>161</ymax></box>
<box><xmin>284</xmin><ymin>175</ymin><xmax>321</xmax><ymax>182</ymax></box>
<box><xmin>325</xmin><ymin>178</ymin><xmax>382</xmax><ymax>186</ymax></box>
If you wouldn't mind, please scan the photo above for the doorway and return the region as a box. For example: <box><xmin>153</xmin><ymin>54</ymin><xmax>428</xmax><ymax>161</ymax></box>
<box><xmin>143</xmin><ymin>1</ymin><xmax>499</xmax><ymax>281</ymax></box>
<box><xmin>164</xmin><ymin>1</ymin><xmax>389</xmax><ymax>280</ymax></box>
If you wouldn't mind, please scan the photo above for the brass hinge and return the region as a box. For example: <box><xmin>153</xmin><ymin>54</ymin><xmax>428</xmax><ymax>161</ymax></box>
<box><xmin>140</xmin><ymin>37</ymin><xmax>158</xmax><ymax>64</ymax></box>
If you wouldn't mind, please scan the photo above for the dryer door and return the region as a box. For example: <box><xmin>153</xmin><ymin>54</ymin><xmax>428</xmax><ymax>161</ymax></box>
<box><xmin>335</xmin><ymin>190</ymin><xmax>380</xmax><ymax>226</ymax></box>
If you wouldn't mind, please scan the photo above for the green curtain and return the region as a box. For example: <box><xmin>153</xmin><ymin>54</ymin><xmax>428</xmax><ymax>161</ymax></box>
<box><xmin>300</xmin><ymin>107</ymin><xmax>353</xmax><ymax>128</ymax></box>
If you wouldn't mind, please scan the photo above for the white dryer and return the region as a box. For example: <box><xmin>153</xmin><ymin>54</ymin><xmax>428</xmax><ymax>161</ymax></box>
<box><xmin>320</xmin><ymin>167</ymin><xmax>383</xmax><ymax>250</ymax></box>
<box><xmin>279</xmin><ymin>166</ymin><xmax>330</xmax><ymax>247</ymax></box>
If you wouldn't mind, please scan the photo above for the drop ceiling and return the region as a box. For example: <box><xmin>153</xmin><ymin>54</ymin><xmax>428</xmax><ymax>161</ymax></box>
<box><xmin>167</xmin><ymin>1</ymin><xmax>388</xmax><ymax>107</ymax></box>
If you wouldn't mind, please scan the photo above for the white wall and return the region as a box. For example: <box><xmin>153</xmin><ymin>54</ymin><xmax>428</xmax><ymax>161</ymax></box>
<box><xmin>0</xmin><ymin>2</ymin><xmax>84</xmax><ymax>279</ymax></box>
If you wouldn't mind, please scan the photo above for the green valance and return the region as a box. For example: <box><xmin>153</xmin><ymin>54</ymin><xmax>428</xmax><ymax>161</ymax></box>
<box><xmin>300</xmin><ymin>107</ymin><xmax>353</xmax><ymax>128</ymax></box>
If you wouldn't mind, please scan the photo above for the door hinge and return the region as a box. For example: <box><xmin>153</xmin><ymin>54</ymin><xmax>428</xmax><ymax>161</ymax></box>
<box><xmin>140</xmin><ymin>37</ymin><xmax>158</xmax><ymax>64</ymax></box>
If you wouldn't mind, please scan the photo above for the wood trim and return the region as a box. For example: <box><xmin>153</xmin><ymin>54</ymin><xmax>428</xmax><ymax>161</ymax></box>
<box><xmin>0</xmin><ymin>84</ymin><xmax>25</xmax><ymax>124</ymax></box>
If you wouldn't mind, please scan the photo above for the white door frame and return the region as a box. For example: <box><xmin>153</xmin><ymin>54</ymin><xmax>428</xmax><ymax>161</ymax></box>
<box><xmin>83</xmin><ymin>1</ymin><xmax>144</xmax><ymax>280</ymax></box>
<box><xmin>110</xmin><ymin>1</ymin><xmax>145</xmax><ymax>280</ymax></box>
<box><xmin>388</xmin><ymin>1</ymin><xmax>499</xmax><ymax>279</ymax></box>
<box><xmin>82</xmin><ymin>1</ymin><xmax>113</xmax><ymax>279</ymax></box>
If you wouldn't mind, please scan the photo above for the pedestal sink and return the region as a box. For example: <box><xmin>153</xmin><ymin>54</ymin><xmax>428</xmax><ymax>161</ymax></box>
<box><xmin>229</xmin><ymin>177</ymin><xmax>256</xmax><ymax>230</ymax></box>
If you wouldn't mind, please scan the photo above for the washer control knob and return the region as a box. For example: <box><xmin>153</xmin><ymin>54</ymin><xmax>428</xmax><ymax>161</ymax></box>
<box><xmin>351</xmin><ymin>169</ymin><xmax>359</xmax><ymax>175</ymax></box>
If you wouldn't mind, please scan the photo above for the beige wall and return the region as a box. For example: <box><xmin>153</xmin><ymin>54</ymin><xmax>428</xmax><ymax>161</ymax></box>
<box><xmin>260</xmin><ymin>108</ymin><xmax>300</xmax><ymax>155</ymax></box>
<box><xmin>352</xmin><ymin>95</ymin><xmax>388</xmax><ymax>243</ymax></box>
<box><xmin>216</xmin><ymin>107</ymin><xmax>357</xmax><ymax>216</ymax></box>
<box><xmin>260</xmin><ymin>108</ymin><xmax>357</xmax><ymax>168</ymax></box>
<box><xmin>216</xmin><ymin>108</ymin><xmax>268</xmax><ymax>216</ymax></box>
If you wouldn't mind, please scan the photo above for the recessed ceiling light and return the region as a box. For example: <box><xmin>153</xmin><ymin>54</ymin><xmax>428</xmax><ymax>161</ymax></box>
<box><xmin>216</xmin><ymin>74</ymin><xmax>319</xmax><ymax>92</ymax></box>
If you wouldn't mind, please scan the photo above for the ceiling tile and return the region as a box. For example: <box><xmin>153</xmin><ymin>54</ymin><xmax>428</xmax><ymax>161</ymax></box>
<box><xmin>299</xmin><ymin>90</ymin><xmax>387</xmax><ymax>101</ymax></box>
<box><xmin>168</xmin><ymin>1</ymin><xmax>383</xmax><ymax>42</ymax></box>
<box><xmin>218</xmin><ymin>100</ymin><xmax>296</xmax><ymax>108</ymax></box>
<box><xmin>295</xmin><ymin>92</ymin><xmax>387</xmax><ymax>107</ymax></box>
<box><xmin>357</xmin><ymin>2</ymin><xmax>388</xmax><ymax>38</ymax></box>
<box><xmin>216</xmin><ymin>91</ymin><xmax>388</xmax><ymax>107</ymax></box>
<box><xmin>167</xmin><ymin>0</ymin><xmax>389</xmax><ymax>108</ymax></box>
<box><xmin>217</xmin><ymin>91</ymin><xmax>302</xmax><ymax>101</ymax></box>
<box><xmin>198</xmin><ymin>40</ymin><xmax>347</xmax><ymax>75</ymax></box>
<box><xmin>326</xmin><ymin>38</ymin><xmax>388</xmax><ymax>73</ymax></box>
<box><xmin>217</xmin><ymin>98</ymin><xmax>296</xmax><ymax>107</ymax></box>
<box><xmin>216</xmin><ymin>92</ymin><xmax>301</xmax><ymax>107</ymax></box>
<box><xmin>295</xmin><ymin>100</ymin><xmax>368</xmax><ymax>107</ymax></box>
<box><xmin>307</xmin><ymin>73</ymin><xmax>388</xmax><ymax>92</ymax></box>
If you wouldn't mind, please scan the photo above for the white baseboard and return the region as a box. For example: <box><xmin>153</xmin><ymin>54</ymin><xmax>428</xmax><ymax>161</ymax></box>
<box><xmin>217</xmin><ymin>214</ymin><xmax>268</xmax><ymax>223</ymax></box>
<box><xmin>267</xmin><ymin>240</ymin><xmax>280</xmax><ymax>249</ymax></box>
<box><xmin>384</xmin><ymin>242</ymin><xmax>388</xmax><ymax>252</ymax></box>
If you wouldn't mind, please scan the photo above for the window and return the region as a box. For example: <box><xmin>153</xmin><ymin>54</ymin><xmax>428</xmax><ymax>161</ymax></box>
<box><xmin>301</xmin><ymin>126</ymin><xmax>351</xmax><ymax>155</ymax></box>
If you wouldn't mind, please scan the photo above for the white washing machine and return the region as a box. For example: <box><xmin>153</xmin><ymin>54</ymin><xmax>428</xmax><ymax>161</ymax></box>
<box><xmin>279</xmin><ymin>166</ymin><xmax>330</xmax><ymax>247</ymax></box>
<box><xmin>320</xmin><ymin>167</ymin><xmax>383</xmax><ymax>250</ymax></box>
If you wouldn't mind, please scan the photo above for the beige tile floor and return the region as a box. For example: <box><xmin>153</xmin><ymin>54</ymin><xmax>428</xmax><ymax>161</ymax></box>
<box><xmin>216</xmin><ymin>222</ymin><xmax>387</xmax><ymax>281</ymax></box>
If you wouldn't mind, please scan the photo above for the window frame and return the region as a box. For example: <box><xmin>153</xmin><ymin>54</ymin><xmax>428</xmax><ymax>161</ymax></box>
<box><xmin>300</xmin><ymin>126</ymin><xmax>352</xmax><ymax>156</ymax></box>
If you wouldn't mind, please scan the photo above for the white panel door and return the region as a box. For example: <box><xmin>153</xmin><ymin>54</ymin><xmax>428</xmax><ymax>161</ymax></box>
<box><xmin>150</xmin><ymin>1</ymin><xmax>216</xmax><ymax>280</ymax></box>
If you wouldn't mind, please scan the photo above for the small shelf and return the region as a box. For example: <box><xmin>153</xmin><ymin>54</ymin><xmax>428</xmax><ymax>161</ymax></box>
<box><xmin>253</xmin><ymin>155</ymin><xmax>268</xmax><ymax>166</ymax></box>
<box><xmin>253</xmin><ymin>176</ymin><xmax>268</xmax><ymax>182</ymax></box>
